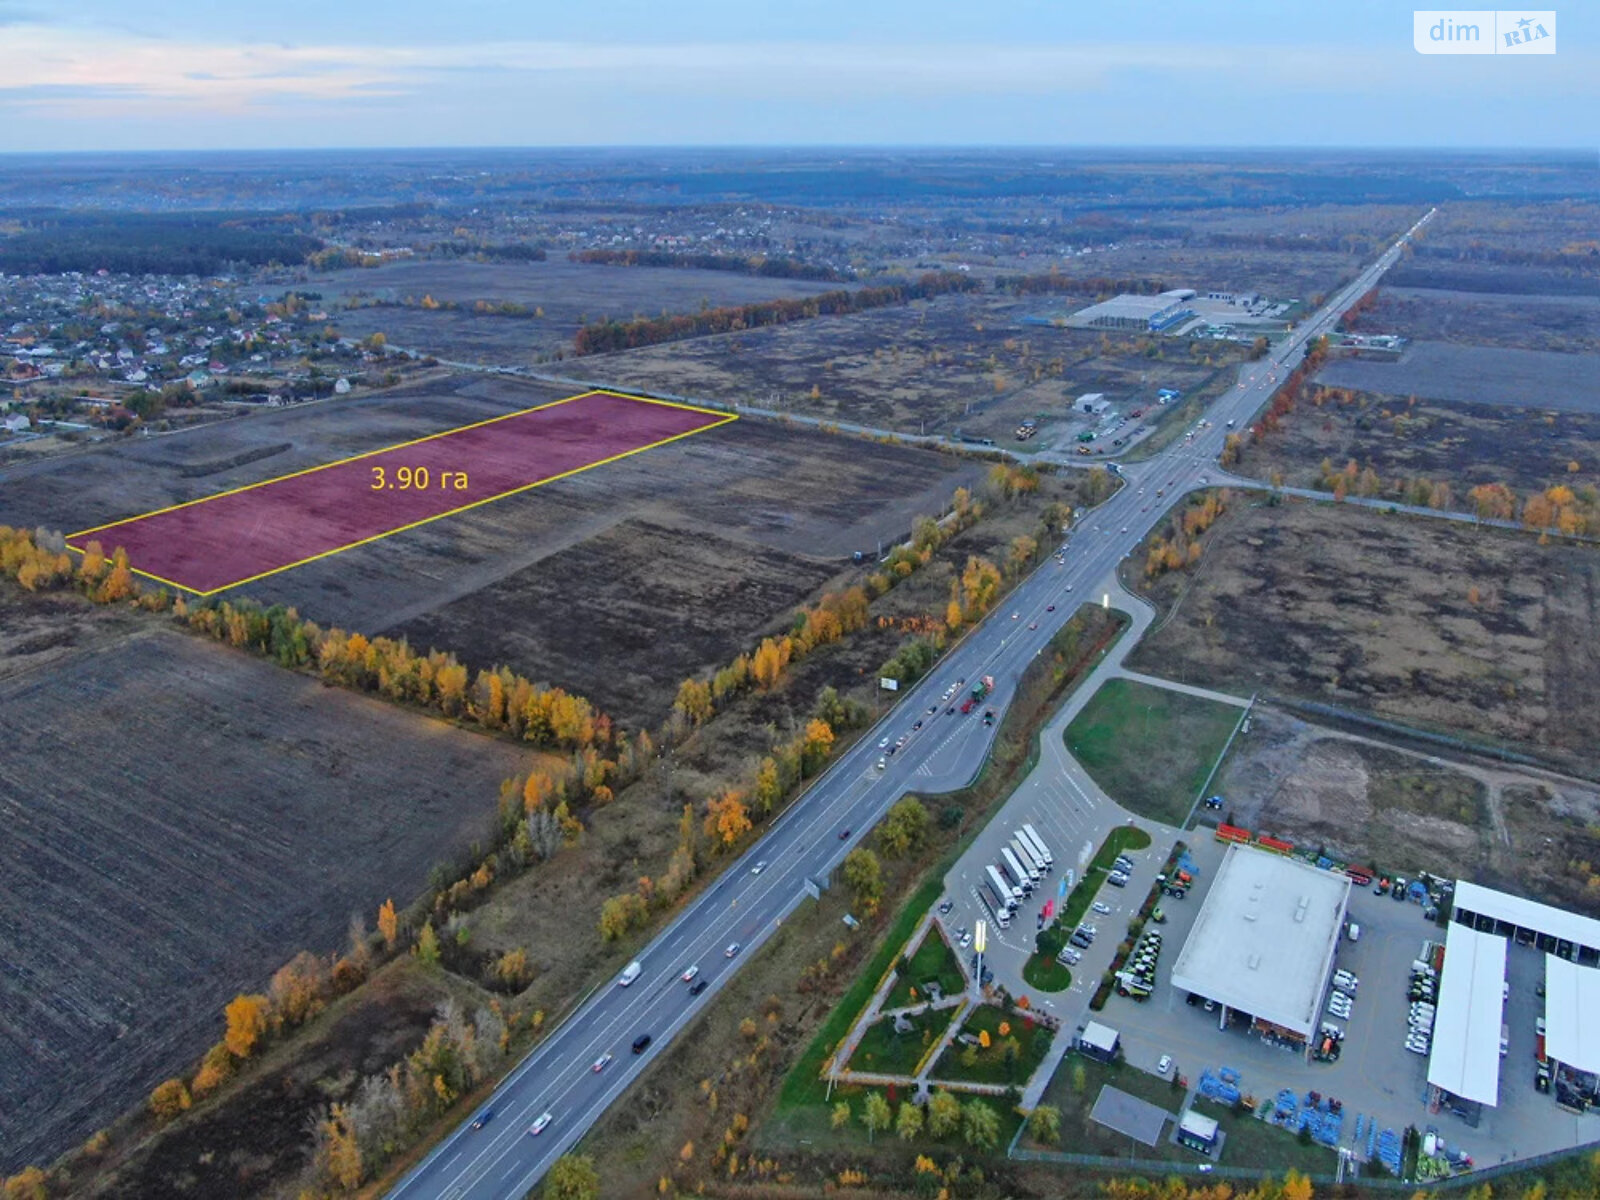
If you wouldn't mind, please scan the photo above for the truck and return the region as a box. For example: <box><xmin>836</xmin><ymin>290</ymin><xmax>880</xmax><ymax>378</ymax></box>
<box><xmin>971</xmin><ymin>676</ymin><xmax>994</xmax><ymax>702</ymax></box>
<box><xmin>987</xmin><ymin>864</ymin><xmax>1021</xmax><ymax>910</ymax></box>
<box><xmin>1001</xmin><ymin>848</ymin><xmax>1036</xmax><ymax>894</ymax></box>
<box><xmin>1012</xmin><ymin>834</ymin><xmax>1047</xmax><ymax>877</ymax></box>
<box><xmin>1020</xmin><ymin>824</ymin><xmax>1054</xmax><ymax>869</ymax></box>
<box><xmin>1015</xmin><ymin>419</ymin><xmax>1038</xmax><ymax>441</ymax></box>
<box><xmin>979</xmin><ymin>880</ymin><xmax>1011</xmax><ymax>927</ymax></box>
<box><xmin>619</xmin><ymin>961</ymin><xmax>643</xmax><ymax>987</ymax></box>
<box><xmin>1008</xmin><ymin>839</ymin><xmax>1043</xmax><ymax>883</ymax></box>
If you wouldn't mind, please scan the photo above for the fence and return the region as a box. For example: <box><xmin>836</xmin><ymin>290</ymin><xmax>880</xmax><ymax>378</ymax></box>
<box><xmin>1007</xmin><ymin>1118</ymin><xmax>1600</xmax><ymax>1192</ymax></box>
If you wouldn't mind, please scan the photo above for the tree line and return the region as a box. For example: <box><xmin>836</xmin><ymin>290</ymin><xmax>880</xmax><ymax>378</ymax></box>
<box><xmin>0</xmin><ymin>211</ymin><xmax>322</xmax><ymax>276</ymax></box>
<box><xmin>572</xmin><ymin>270</ymin><xmax>981</xmax><ymax>355</ymax></box>
<box><xmin>992</xmin><ymin>271</ymin><xmax>1171</xmax><ymax>297</ymax></box>
<box><xmin>569</xmin><ymin>248</ymin><xmax>846</xmax><ymax>281</ymax></box>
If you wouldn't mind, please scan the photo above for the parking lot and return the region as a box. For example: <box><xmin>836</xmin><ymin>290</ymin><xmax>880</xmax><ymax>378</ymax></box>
<box><xmin>1091</xmin><ymin>837</ymin><xmax>1600</xmax><ymax>1172</ymax></box>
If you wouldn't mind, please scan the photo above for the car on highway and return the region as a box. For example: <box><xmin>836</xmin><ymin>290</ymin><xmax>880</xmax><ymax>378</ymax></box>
<box><xmin>913</xmin><ymin>719</ymin><xmax>924</xmax><ymax>730</ymax></box>
<box><xmin>876</xmin><ymin>757</ymin><xmax>887</xmax><ymax>771</ymax></box>
<box><xmin>725</xmin><ymin>942</ymin><xmax>741</xmax><ymax>958</ymax></box>
<box><xmin>1028</xmin><ymin>622</ymin><xmax>1038</xmax><ymax>630</ymax></box>
<box><xmin>529</xmin><ymin>1111</ymin><xmax>553</xmax><ymax>1136</ymax></box>
<box><xmin>1011</xmin><ymin>611</ymin><xmax>1020</xmax><ymax>620</ymax></box>
<box><xmin>839</xmin><ymin>828</ymin><xmax>851</xmax><ymax>839</ymax></box>
<box><xmin>689</xmin><ymin>978</ymin><xmax>708</xmax><ymax>995</ymax></box>
<box><xmin>878</xmin><ymin>736</ymin><xmax>891</xmax><ymax>749</ymax></box>
<box><xmin>632</xmin><ymin>1034</ymin><xmax>652</xmax><ymax>1054</ymax></box>
<box><xmin>1157</xmin><ymin>1054</ymin><xmax>1173</xmax><ymax>1076</ymax></box>
<box><xmin>1065</xmin><ymin>583</ymin><xmax>1073</xmax><ymax>592</ymax></box>
<box><xmin>751</xmin><ymin>861</ymin><xmax>767</xmax><ymax>875</ymax></box>
<box><xmin>1046</xmin><ymin>603</ymin><xmax>1055</xmax><ymax>612</ymax></box>
<box><xmin>469</xmin><ymin>1109</ymin><xmax>494</xmax><ymax>1130</ymax></box>
<box><xmin>681</xmin><ymin>965</ymin><xmax>699</xmax><ymax>982</ymax></box>
<box><xmin>592</xmin><ymin>1052</ymin><xmax>613</xmax><ymax>1072</ymax></box>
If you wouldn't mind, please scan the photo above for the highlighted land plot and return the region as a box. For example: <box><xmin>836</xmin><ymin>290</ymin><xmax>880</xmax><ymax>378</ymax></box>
<box><xmin>67</xmin><ymin>390</ymin><xmax>734</xmax><ymax>595</ymax></box>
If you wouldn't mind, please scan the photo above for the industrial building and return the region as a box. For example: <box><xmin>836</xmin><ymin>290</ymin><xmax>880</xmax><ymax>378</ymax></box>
<box><xmin>1169</xmin><ymin>845</ymin><xmax>1352</xmax><ymax>1045</ymax></box>
<box><xmin>1066</xmin><ymin>290</ymin><xmax>1196</xmax><ymax>333</ymax></box>
<box><xmin>1075</xmin><ymin>392</ymin><xmax>1110</xmax><ymax>415</ymax></box>
<box><xmin>1426</xmin><ymin>921</ymin><xmax>1506</xmax><ymax>1114</ymax></box>
<box><xmin>1544</xmin><ymin>955</ymin><xmax>1600</xmax><ymax>1108</ymax></box>
<box><xmin>1077</xmin><ymin>1020</ymin><xmax>1121</xmax><ymax>1063</ymax></box>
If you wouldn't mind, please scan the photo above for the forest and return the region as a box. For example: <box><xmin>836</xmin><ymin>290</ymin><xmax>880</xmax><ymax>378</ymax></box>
<box><xmin>0</xmin><ymin>210</ymin><xmax>322</xmax><ymax>275</ymax></box>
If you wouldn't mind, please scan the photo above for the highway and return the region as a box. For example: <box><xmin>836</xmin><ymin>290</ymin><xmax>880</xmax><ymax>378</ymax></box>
<box><xmin>388</xmin><ymin>208</ymin><xmax>1433</xmax><ymax>1200</ymax></box>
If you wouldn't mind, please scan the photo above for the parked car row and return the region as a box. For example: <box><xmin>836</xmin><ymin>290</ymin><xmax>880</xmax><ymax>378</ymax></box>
<box><xmin>1406</xmin><ymin>961</ymin><xmax>1437</xmax><ymax>1056</ymax></box>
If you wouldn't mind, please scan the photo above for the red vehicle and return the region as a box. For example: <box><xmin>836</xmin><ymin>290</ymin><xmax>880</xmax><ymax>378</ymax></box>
<box><xmin>960</xmin><ymin>696</ymin><xmax>977</xmax><ymax>714</ymax></box>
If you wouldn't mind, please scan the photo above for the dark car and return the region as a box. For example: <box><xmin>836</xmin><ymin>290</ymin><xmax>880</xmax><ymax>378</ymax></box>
<box><xmin>632</xmin><ymin>1034</ymin><xmax>652</xmax><ymax>1054</ymax></box>
<box><xmin>689</xmin><ymin>978</ymin><xmax>708</xmax><ymax>996</ymax></box>
<box><xmin>470</xmin><ymin>1109</ymin><xmax>494</xmax><ymax>1130</ymax></box>
<box><xmin>839</xmin><ymin>828</ymin><xmax>851</xmax><ymax>840</ymax></box>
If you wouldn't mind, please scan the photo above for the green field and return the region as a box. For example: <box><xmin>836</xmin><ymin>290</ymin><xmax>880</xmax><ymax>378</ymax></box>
<box><xmin>931</xmin><ymin>1004</ymin><xmax>1053</xmax><ymax>1086</ymax></box>
<box><xmin>1026</xmin><ymin>1053</ymin><xmax>1337</xmax><ymax>1174</ymax></box>
<box><xmin>886</xmin><ymin>929</ymin><xmax>966</xmax><ymax>1010</ymax></box>
<box><xmin>847</xmin><ymin>1006</ymin><xmax>958</xmax><ymax>1076</ymax></box>
<box><xmin>1022</xmin><ymin>954</ymin><xmax>1072</xmax><ymax>992</ymax></box>
<box><xmin>1065</xmin><ymin>678</ymin><xmax>1244</xmax><ymax>826</ymax></box>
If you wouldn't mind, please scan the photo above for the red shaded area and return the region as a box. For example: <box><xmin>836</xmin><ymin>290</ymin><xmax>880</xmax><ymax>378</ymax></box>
<box><xmin>68</xmin><ymin>392</ymin><xmax>728</xmax><ymax>594</ymax></box>
<box><xmin>1215</xmin><ymin>823</ymin><xmax>1252</xmax><ymax>843</ymax></box>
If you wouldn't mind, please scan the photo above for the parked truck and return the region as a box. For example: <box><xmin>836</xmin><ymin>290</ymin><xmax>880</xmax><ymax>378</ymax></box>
<box><xmin>1021</xmin><ymin>824</ymin><xmax>1054</xmax><ymax>869</ymax></box>
<box><xmin>979</xmin><ymin>880</ymin><xmax>1012</xmax><ymax>928</ymax></box>
<box><xmin>1001</xmin><ymin>848</ymin><xmax>1036</xmax><ymax>894</ymax></box>
<box><xmin>1012</xmin><ymin>835</ymin><xmax>1047</xmax><ymax>878</ymax></box>
<box><xmin>986</xmin><ymin>864</ymin><xmax>1021</xmax><ymax>910</ymax></box>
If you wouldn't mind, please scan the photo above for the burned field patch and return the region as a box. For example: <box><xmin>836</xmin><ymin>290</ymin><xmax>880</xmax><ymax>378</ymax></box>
<box><xmin>1127</xmin><ymin>500</ymin><xmax>1600</xmax><ymax>776</ymax></box>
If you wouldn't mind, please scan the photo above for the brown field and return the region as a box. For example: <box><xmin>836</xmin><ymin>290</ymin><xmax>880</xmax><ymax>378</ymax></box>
<box><xmin>582</xmin><ymin>291</ymin><xmax>1231</xmax><ymax>445</ymax></box>
<box><xmin>1234</xmin><ymin>387</ymin><xmax>1600</xmax><ymax>503</ymax></box>
<box><xmin>1125</xmin><ymin>499</ymin><xmax>1600</xmax><ymax>777</ymax></box>
<box><xmin>0</xmin><ymin>373</ymin><xmax>986</xmax><ymax>728</ymax></box>
<box><xmin>304</xmin><ymin>258</ymin><xmax>849</xmax><ymax>362</ymax></box>
<box><xmin>0</xmin><ymin>595</ymin><xmax>535</xmax><ymax>1176</ymax></box>
<box><xmin>1214</xmin><ymin>704</ymin><xmax>1600</xmax><ymax>919</ymax></box>
<box><xmin>1316</xmin><ymin>341</ymin><xmax>1600</xmax><ymax>414</ymax></box>
<box><xmin>1362</xmin><ymin>286</ymin><xmax>1600</xmax><ymax>354</ymax></box>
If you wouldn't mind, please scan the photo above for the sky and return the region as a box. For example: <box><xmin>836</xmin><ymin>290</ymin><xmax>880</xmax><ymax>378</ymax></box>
<box><xmin>0</xmin><ymin>0</ymin><xmax>1592</xmax><ymax>152</ymax></box>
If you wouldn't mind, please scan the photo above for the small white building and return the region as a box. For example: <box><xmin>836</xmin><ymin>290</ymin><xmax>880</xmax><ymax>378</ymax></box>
<box><xmin>333</xmin><ymin>377</ymin><xmax>352</xmax><ymax>395</ymax></box>
<box><xmin>1076</xmin><ymin>392</ymin><xmax>1110</xmax><ymax>416</ymax></box>
<box><xmin>2</xmin><ymin>413</ymin><xmax>30</xmax><ymax>434</ymax></box>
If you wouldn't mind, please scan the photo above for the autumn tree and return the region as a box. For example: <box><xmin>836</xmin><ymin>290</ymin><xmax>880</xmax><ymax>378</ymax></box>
<box><xmin>961</xmin><ymin>1097</ymin><xmax>1000</xmax><ymax>1149</ymax></box>
<box><xmin>599</xmin><ymin>893</ymin><xmax>647</xmax><ymax>941</ymax></box>
<box><xmin>191</xmin><ymin>1042</ymin><xmax>234</xmax><ymax>1096</ymax></box>
<box><xmin>754</xmin><ymin>756</ymin><xmax>782</xmax><ymax>815</ymax></box>
<box><xmin>842</xmin><ymin>847</ymin><xmax>884</xmax><ymax>912</ymax></box>
<box><xmin>223</xmin><ymin>993</ymin><xmax>270</xmax><ymax>1058</ymax></box>
<box><xmin>2</xmin><ymin>1168</ymin><xmax>48</xmax><ymax>1200</ymax></box>
<box><xmin>831</xmin><ymin>1100</ymin><xmax>852</xmax><ymax>1129</ymax></box>
<box><xmin>800</xmin><ymin>718</ymin><xmax>835</xmax><ymax>776</ymax></box>
<box><xmin>926</xmin><ymin>1089</ymin><xmax>961</xmax><ymax>1138</ymax></box>
<box><xmin>377</xmin><ymin>898</ymin><xmax>399</xmax><ymax>949</ymax></box>
<box><xmin>494</xmin><ymin>947</ymin><xmax>531</xmax><ymax>990</ymax></box>
<box><xmin>896</xmin><ymin>1099</ymin><xmax>924</xmax><ymax>1140</ymax></box>
<box><xmin>543</xmin><ymin>1154</ymin><xmax>601</xmax><ymax>1200</ymax></box>
<box><xmin>673</xmin><ymin>677</ymin><xmax>713</xmax><ymax>725</ymax></box>
<box><xmin>416</xmin><ymin>920</ymin><xmax>441</xmax><ymax>964</ymax></box>
<box><xmin>1005</xmin><ymin>534</ymin><xmax>1038</xmax><ymax>578</ymax></box>
<box><xmin>269</xmin><ymin>950</ymin><xmax>329</xmax><ymax>1028</ymax></box>
<box><xmin>704</xmin><ymin>788</ymin><xmax>753</xmax><ymax>849</ymax></box>
<box><xmin>878</xmin><ymin>795</ymin><xmax>929</xmax><ymax>858</ymax></box>
<box><xmin>148</xmin><ymin>1078</ymin><xmax>191</xmax><ymax>1122</ymax></box>
<box><xmin>1028</xmin><ymin>1103</ymin><xmax>1061</xmax><ymax>1144</ymax></box>
<box><xmin>750</xmin><ymin>636</ymin><xmax>793</xmax><ymax>690</ymax></box>
<box><xmin>861</xmin><ymin>1091</ymin><xmax>893</xmax><ymax>1142</ymax></box>
<box><xmin>319</xmin><ymin>1103</ymin><xmax>364</xmax><ymax>1189</ymax></box>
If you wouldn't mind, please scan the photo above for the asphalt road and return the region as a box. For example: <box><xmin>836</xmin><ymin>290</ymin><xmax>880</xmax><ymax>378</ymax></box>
<box><xmin>388</xmin><ymin>208</ymin><xmax>1434</xmax><ymax>1200</ymax></box>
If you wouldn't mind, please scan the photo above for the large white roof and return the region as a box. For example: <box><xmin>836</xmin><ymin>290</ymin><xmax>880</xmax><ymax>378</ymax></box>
<box><xmin>1544</xmin><ymin>955</ymin><xmax>1600</xmax><ymax>1073</ymax></box>
<box><xmin>1453</xmin><ymin>880</ymin><xmax>1600</xmax><ymax>951</ymax></box>
<box><xmin>1426</xmin><ymin>921</ymin><xmax>1505</xmax><ymax>1107</ymax></box>
<box><xmin>1169</xmin><ymin>845</ymin><xmax>1351</xmax><ymax>1038</ymax></box>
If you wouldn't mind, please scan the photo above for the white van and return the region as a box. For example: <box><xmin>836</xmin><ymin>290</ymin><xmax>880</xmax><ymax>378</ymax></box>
<box><xmin>619</xmin><ymin>961</ymin><xmax>643</xmax><ymax>987</ymax></box>
<box><xmin>1347</xmin><ymin>922</ymin><xmax>1361</xmax><ymax>943</ymax></box>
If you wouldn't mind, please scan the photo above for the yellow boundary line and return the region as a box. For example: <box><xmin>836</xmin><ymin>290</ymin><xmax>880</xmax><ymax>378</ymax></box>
<box><xmin>65</xmin><ymin>388</ymin><xmax>735</xmax><ymax>596</ymax></box>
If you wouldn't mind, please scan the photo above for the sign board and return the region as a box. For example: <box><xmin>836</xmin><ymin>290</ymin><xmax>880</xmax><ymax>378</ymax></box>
<box><xmin>974</xmin><ymin>921</ymin><xmax>988</xmax><ymax>955</ymax></box>
<box><xmin>802</xmin><ymin>877</ymin><xmax>822</xmax><ymax>901</ymax></box>
<box><xmin>879</xmin><ymin>677</ymin><xmax>900</xmax><ymax>692</ymax></box>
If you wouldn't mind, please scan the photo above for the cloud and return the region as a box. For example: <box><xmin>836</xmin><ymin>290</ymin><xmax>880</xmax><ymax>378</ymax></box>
<box><xmin>0</xmin><ymin>22</ymin><xmax>1590</xmax><ymax>131</ymax></box>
